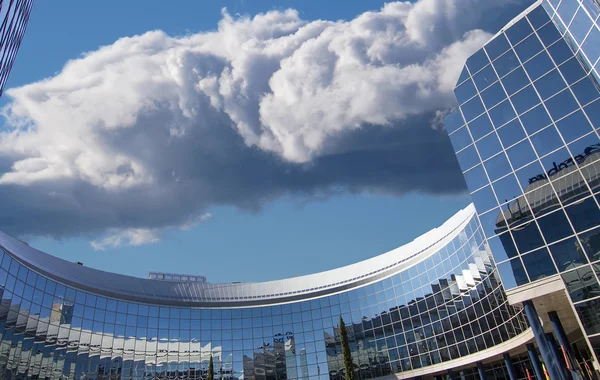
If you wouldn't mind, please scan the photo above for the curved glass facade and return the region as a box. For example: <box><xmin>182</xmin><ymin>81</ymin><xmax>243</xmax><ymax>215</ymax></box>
<box><xmin>0</xmin><ymin>206</ymin><xmax>528</xmax><ymax>379</ymax></box>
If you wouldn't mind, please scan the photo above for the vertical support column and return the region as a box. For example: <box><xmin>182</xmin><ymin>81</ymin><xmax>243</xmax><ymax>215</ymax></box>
<box><xmin>528</xmin><ymin>343</ymin><xmax>545</xmax><ymax>380</ymax></box>
<box><xmin>549</xmin><ymin>311</ymin><xmax>576</xmax><ymax>371</ymax></box>
<box><xmin>546</xmin><ymin>333</ymin><xmax>569</xmax><ymax>379</ymax></box>
<box><xmin>477</xmin><ymin>361</ymin><xmax>487</xmax><ymax>380</ymax></box>
<box><xmin>504</xmin><ymin>353</ymin><xmax>518</xmax><ymax>380</ymax></box>
<box><xmin>523</xmin><ymin>300</ymin><xmax>566</xmax><ymax>380</ymax></box>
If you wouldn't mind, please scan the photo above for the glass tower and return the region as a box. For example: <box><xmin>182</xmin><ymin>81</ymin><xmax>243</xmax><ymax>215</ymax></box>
<box><xmin>445</xmin><ymin>0</ymin><xmax>600</xmax><ymax>363</ymax></box>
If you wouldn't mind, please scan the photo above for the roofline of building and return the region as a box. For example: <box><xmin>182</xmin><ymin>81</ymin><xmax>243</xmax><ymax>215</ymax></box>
<box><xmin>0</xmin><ymin>204</ymin><xmax>476</xmax><ymax>307</ymax></box>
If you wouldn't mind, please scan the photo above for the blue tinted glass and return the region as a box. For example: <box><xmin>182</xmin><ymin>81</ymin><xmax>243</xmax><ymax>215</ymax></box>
<box><xmin>488</xmin><ymin>234</ymin><xmax>514</xmax><ymax>262</ymax></box>
<box><xmin>539</xmin><ymin>210</ymin><xmax>574</xmax><ymax>243</ymax></box>
<box><xmin>553</xmin><ymin>13</ymin><xmax>568</xmax><ymax>35</ymax></box>
<box><xmin>567</xmin><ymin>131</ymin><xmax>600</xmax><ymax>160</ymax></box>
<box><xmin>473</xmin><ymin>65</ymin><xmax>498</xmax><ymax>90</ymax></box>
<box><xmin>507</xmin><ymin>139</ymin><xmax>537</xmax><ymax>169</ymax></box>
<box><xmin>444</xmin><ymin>109</ymin><xmax>465</xmax><ymax>134</ymax></box>
<box><xmin>461</xmin><ymin>96</ymin><xmax>485</xmax><ymax>121</ymax></box>
<box><xmin>557</xmin><ymin>0</ymin><xmax>579</xmax><ymax>25</ymax></box>
<box><xmin>584</xmin><ymin>100</ymin><xmax>600</xmax><ymax>129</ymax></box>
<box><xmin>484</xmin><ymin>152</ymin><xmax>512</xmax><ymax>181</ymax></box>
<box><xmin>494</xmin><ymin>50</ymin><xmax>520</xmax><ymax>78</ymax></box>
<box><xmin>524</xmin><ymin>51</ymin><xmax>555</xmax><ymax>80</ymax></box>
<box><xmin>469</xmin><ymin>114</ymin><xmax>494</xmax><ymax>140</ymax></box>
<box><xmin>502</xmin><ymin>67</ymin><xmax>530</xmax><ymax>95</ymax></box>
<box><xmin>570</xmin><ymin>8</ymin><xmax>593</xmax><ymax>45</ymax></box>
<box><xmin>464</xmin><ymin>165</ymin><xmax>489</xmax><ymax>191</ymax></box>
<box><xmin>497</xmin><ymin>119</ymin><xmax>526</xmax><ymax>147</ymax></box>
<box><xmin>528</xmin><ymin>5</ymin><xmax>551</xmax><ymax>29</ymax></box>
<box><xmin>457</xmin><ymin>67</ymin><xmax>470</xmax><ymax>86</ymax></box>
<box><xmin>545</xmin><ymin>89</ymin><xmax>579</xmax><ymax>120</ymax></box>
<box><xmin>522</xmin><ymin>248</ymin><xmax>557</xmax><ymax>281</ymax></box>
<box><xmin>485</xmin><ymin>34</ymin><xmax>511</xmax><ymax>61</ymax></box>
<box><xmin>506</xmin><ymin>18</ymin><xmax>534</xmax><ymax>45</ymax></box>
<box><xmin>488</xmin><ymin>100</ymin><xmax>516</xmax><ymax>127</ymax></box>
<box><xmin>549</xmin><ymin>236</ymin><xmax>588</xmax><ymax>272</ymax></box>
<box><xmin>537</xmin><ymin>21</ymin><xmax>562</xmax><ymax>46</ymax></box>
<box><xmin>481</xmin><ymin>82</ymin><xmax>507</xmax><ymax>109</ymax></box>
<box><xmin>544</xmin><ymin>0</ymin><xmax>558</xmax><ymax>13</ymax></box>
<box><xmin>559</xmin><ymin>57</ymin><xmax>586</xmax><ymax>84</ymax></box>
<box><xmin>467</xmin><ymin>49</ymin><xmax>490</xmax><ymax>74</ymax></box>
<box><xmin>572</xmin><ymin>76</ymin><xmax>600</xmax><ymax>105</ymax></box>
<box><xmin>497</xmin><ymin>259</ymin><xmax>529</xmax><ymax>289</ymax></box>
<box><xmin>555</xmin><ymin>110</ymin><xmax>593</xmax><ymax>143</ymax></box>
<box><xmin>514</xmin><ymin>34</ymin><xmax>544</xmax><ymax>62</ymax></box>
<box><xmin>470</xmin><ymin>185</ymin><xmax>497</xmax><ymax>213</ymax></box>
<box><xmin>455</xmin><ymin>79</ymin><xmax>477</xmax><ymax>104</ymax></box>
<box><xmin>582</xmin><ymin>27</ymin><xmax>600</xmax><ymax>65</ymax></box>
<box><xmin>449</xmin><ymin>127</ymin><xmax>473</xmax><ymax>152</ymax></box>
<box><xmin>582</xmin><ymin>0</ymin><xmax>600</xmax><ymax>19</ymax></box>
<box><xmin>534</xmin><ymin>69</ymin><xmax>567</xmax><ymax>99</ymax></box>
<box><xmin>531</xmin><ymin>125</ymin><xmax>563</xmax><ymax>156</ymax></box>
<box><xmin>512</xmin><ymin>219</ymin><xmax>545</xmax><ymax>253</ymax></box>
<box><xmin>516</xmin><ymin>161</ymin><xmax>545</xmax><ymax>189</ymax></box>
<box><xmin>476</xmin><ymin>132</ymin><xmax>502</xmax><ymax>160</ymax></box>
<box><xmin>548</xmin><ymin>39</ymin><xmax>574</xmax><ymax>66</ymax></box>
<box><xmin>456</xmin><ymin>145</ymin><xmax>480</xmax><ymax>171</ymax></box>
<box><xmin>511</xmin><ymin>85</ymin><xmax>541</xmax><ymax>115</ymax></box>
<box><xmin>493</xmin><ymin>174</ymin><xmax>522</xmax><ymax>204</ymax></box>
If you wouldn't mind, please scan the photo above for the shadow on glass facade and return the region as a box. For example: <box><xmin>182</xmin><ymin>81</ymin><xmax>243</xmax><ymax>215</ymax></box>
<box><xmin>0</xmin><ymin>206</ymin><xmax>528</xmax><ymax>379</ymax></box>
<box><xmin>445</xmin><ymin>0</ymin><xmax>600</xmax><ymax>366</ymax></box>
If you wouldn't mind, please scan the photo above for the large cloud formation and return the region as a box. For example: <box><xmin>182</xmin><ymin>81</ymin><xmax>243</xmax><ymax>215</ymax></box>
<box><xmin>0</xmin><ymin>0</ymin><xmax>532</xmax><ymax>247</ymax></box>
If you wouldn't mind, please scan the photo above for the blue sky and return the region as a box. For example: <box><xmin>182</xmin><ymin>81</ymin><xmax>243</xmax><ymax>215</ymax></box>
<box><xmin>0</xmin><ymin>0</ymin><xmax>531</xmax><ymax>282</ymax></box>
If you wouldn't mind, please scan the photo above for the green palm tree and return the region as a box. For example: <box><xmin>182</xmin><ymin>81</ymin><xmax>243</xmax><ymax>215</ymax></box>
<box><xmin>207</xmin><ymin>354</ymin><xmax>214</xmax><ymax>380</ymax></box>
<box><xmin>340</xmin><ymin>316</ymin><xmax>356</xmax><ymax>380</ymax></box>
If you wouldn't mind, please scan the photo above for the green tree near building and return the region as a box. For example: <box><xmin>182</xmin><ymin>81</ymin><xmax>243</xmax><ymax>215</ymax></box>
<box><xmin>207</xmin><ymin>354</ymin><xmax>214</xmax><ymax>380</ymax></box>
<box><xmin>339</xmin><ymin>316</ymin><xmax>356</xmax><ymax>380</ymax></box>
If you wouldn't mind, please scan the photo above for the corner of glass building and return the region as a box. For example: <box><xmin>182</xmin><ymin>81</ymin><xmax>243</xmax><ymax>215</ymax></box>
<box><xmin>444</xmin><ymin>0</ymin><xmax>600</xmax><ymax>375</ymax></box>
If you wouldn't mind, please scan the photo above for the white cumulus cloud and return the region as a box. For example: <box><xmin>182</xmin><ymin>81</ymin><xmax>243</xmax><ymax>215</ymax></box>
<box><xmin>0</xmin><ymin>0</ymin><xmax>533</xmax><ymax>245</ymax></box>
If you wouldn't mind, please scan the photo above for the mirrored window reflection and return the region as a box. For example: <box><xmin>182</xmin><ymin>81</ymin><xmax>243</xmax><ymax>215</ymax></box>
<box><xmin>456</xmin><ymin>145</ymin><xmax>481</xmax><ymax>172</ymax></box>
<box><xmin>506</xmin><ymin>18</ymin><xmax>534</xmax><ymax>45</ymax></box>
<box><xmin>464</xmin><ymin>165</ymin><xmax>489</xmax><ymax>192</ymax></box>
<box><xmin>570</xmin><ymin>8</ymin><xmax>593</xmax><ymax>45</ymax></box>
<box><xmin>549</xmin><ymin>236</ymin><xmax>588</xmax><ymax>272</ymax></box>
<box><xmin>527</xmin><ymin>5</ymin><xmax>551</xmax><ymax>29</ymax></box>
<box><xmin>469</xmin><ymin>114</ymin><xmax>494</xmax><ymax>141</ymax></box>
<box><xmin>444</xmin><ymin>109</ymin><xmax>465</xmax><ymax>134</ymax></box>
<box><xmin>484</xmin><ymin>152</ymin><xmax>512</xmax><ymax>182</ymax></box>
<box><xmin>0</xmin><ymin>209</ymin><xmax>531</xmax><ymax>380</ymax></box>
<box><xmin>534</xmin><ymin>69</ymin><xmax>567</xmax><ymax>100</ymax></box>
<box><xmin>563</xmin><ymin>265</ymin><xmax>600</xmax><ymax>302</ymax></box>
<box><xmin>556</xmin><ymin>110</ymin><xmax>594</xmax><ymax>143</ymax></box>
<box><xmin>536</xmin><ymin>21</ymin><xmax>561</xmax><ymax>46</ymax></box>
<box><xmin>506</xmin><ymin>139</ymin><xmax>537</xmax><ymax>170</ymax></box>
<box><xmin>501</xmin><ymin>67</ymin><xmax>530</xmax><ymax>96</ymax></box>
<box><xmin>521</xmin><ymin>247</ymin><xmax>557</xmax><ymax>281</ymax></box>
<box><xmin>511</xmin><ymin>85</ymin><xmax>540</xmax><ymax>115</ymax></box>
<box><xmin>485</xmin><ymin>34</ymin><xmax>511</xmax><ymax>61</ymax></box>
<box><xmin>530</xmin><ymin>125</ymin><xmax>563</xmax><ymax>157</ymax></box>
<box><xmin>580</xmin><ymin>227</ymin><xmax>600</xmax><ymax>262</ymax></box>
<box><xmin>548</xmin><ymin>39</ymin><xmax>574</xmax><ymax>66</ymax></box>
<box><xmin>582</xmin><ymin>26</ymin><xmax>600</xmax><ymax>65</ymax></box>
<box><xmin>524</xmin><ymin>51</ymin><xmax>555</xmax><ymax>81</ymax></box>
<box><xmin>514</xmin><ymin>34</ymin><xmax>544</xmax><ymax>63</ymax></box>
<box><xmin>497</xmin><ymin>119</ymin><xmax>526</xmax><ymax>148</ymax></box>
<box><xmin>497</xmin><ymin>258</ymin><xmax>528</xmax><ymax>289</ymax></box>
<box><xmin>467</xmin><ymin>49</ymin><xmax>491</xmax><ymax>75</ymax></box>
<box><xmin>494</xmin><ymin>50</ymin><xmax>521</xmax><ymax>79</ymax></box>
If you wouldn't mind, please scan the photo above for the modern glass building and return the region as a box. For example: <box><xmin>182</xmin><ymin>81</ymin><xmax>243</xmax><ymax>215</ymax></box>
<box><xmin>445</xmin><ymin>0</ymin><xmax>600</xmax><ymax>378</ymax></box>
<box><xmin>0</xmin><ymin>205</ymin><xmax>541</xmax><ymax>380</ymax></box>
